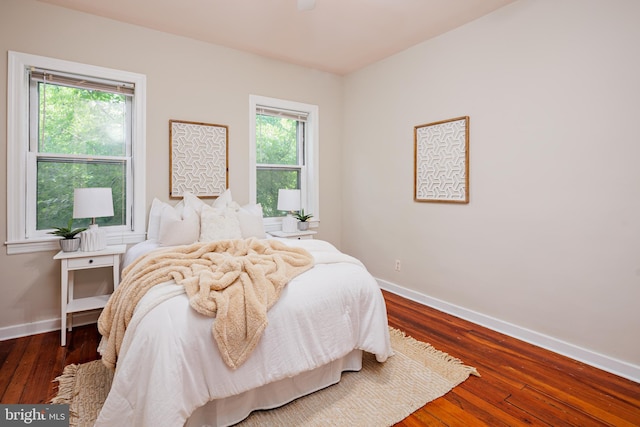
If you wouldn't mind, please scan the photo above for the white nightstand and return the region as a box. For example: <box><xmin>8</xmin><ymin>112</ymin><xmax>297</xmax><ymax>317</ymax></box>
<box><xmin>53</xmin><ymin>244</ymin><xmax>127</xmax><ymax>346</ymax></box>
<box><xmin>269</xmin><ymin>230</ymin><xmax>317</xmax><ymax>240</ymax></box>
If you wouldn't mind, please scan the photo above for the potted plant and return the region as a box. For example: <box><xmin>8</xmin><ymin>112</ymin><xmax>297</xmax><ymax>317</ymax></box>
<box><xmin>48</xmin><ymin>219</ymin><xmax>87</xmax><ymax>252</ymax></box>
<box><xmin>294</xmin><ymin>209</ymin><xmax>313</xmax><ymax>231</ymax></box>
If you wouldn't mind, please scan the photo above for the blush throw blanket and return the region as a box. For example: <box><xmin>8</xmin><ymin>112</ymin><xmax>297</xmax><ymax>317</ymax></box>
<box><xmin>98</xmin><ymin>238</ymin><xmax>314</xmax><ymax>369</ymax></box>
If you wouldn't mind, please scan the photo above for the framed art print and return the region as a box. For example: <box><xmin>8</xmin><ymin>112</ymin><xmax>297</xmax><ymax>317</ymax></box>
<box><xmin>414</xmin><ymin>116</ymin><xmax>469</xmax><ymax>203</ymax></box>
<box><xmin>169</xmin><ymin>120</ymin><xmax>228</xmax><ymax>199</ymax></box>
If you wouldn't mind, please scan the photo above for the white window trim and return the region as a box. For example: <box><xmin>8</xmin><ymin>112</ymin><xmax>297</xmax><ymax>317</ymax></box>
<box><xmin>6</xmin><ymin>51</ymin><xmax>147</xmax><ymax>254</ymax></box>
<box><xmin>249</xmin><ymin>95</ymin><xmax>319</xmax><ymax>232</ymax></box>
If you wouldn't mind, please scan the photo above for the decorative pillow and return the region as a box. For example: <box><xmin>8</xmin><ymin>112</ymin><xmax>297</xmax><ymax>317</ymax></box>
<box><xmin>238</xmin><ymin>203</ymin><xmax>266</xmax><ymax>239</ymax></box>
<box><xmin>212</xmin><ymin>189</ymin><xmax>233</xmax><ymax>209</ymax></box>
<box><xmin>148</xmin><ymin>198</ymin><xmax>184</xmax><ymax>240</ymax></box>
<box><xmin>199</xmin><ymin>204</ymin><xmax>242</xmax><ymax>241</ymax></box>
<box><xmin>147</xmin><ymin>198</ymin><xmax>164</xmax><ymax>240</ymax></box>
<box><xmin>183</xmin><ymin>191</ymin><xmax>207</xmax><ymax>214</ymax></box>
<box><xmin>158</xmin><ymin>204</ymin><xmax>200</xmax><ymax>246</ymax></box>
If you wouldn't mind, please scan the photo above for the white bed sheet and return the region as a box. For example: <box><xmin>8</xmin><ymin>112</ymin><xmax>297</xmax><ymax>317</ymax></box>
<box><xmin>95</xmin><ymin>238</ymin><xmax>392</xmax><ymax>427</ymax></box>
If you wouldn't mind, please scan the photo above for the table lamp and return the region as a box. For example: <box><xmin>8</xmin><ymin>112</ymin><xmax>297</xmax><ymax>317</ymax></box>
<box><xmin>73</xmin><ymin>187</ymin><xmax>114</xmax><ymax>251</ymax></box>
<box><xmin>277</xmin><ymin>189</ymin><xmax>300</xmax><ymax>233</ymax></box>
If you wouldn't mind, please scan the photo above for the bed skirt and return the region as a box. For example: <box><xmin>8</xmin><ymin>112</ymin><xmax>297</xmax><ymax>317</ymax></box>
<box><xmin>185</xmin><ymin>349</ymin><xmax>363</xmax><ymax>427</ymax></box>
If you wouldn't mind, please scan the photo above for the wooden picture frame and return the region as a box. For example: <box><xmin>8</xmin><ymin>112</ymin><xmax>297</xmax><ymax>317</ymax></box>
<box><xmin>169</xmin><ymin>120</ymin><xmax>228</xmax><ymax>199</ymax></box>
<box><xmin>414</xmin><ymin>116</ymin><xmax>469</xmax><ymax>203</ymax></box>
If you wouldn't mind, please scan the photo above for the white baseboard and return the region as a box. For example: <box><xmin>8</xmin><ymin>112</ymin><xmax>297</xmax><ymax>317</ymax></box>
<box><xmin>378</xmin><ymin>278</ymin><xmax>640</xmax><ymax>384</ymax></box>
<box><xmin>0</xmin><ymin>311</ymin><xmax>100</xmax><ymax>342</ymax></box>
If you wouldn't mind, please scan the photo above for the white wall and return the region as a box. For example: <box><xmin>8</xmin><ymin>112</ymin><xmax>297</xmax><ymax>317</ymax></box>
<box><xmin>0</xmin><ymin>0</ymin><xmax>343</xmax><ymax>333</ymax></box>
<box><xmin>343</xmin><ymin>0</ymin><xmax>640</xmax><ymax>374</ymax></box>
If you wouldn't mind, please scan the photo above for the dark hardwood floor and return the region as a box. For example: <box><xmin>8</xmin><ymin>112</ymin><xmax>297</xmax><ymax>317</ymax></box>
<box><xmin>383</xmin><ymin>291</ymin><xmax>640</xmax><ymax>427</ymax></box>
<box><xmin>1</xmin><ymin>290</ymin><xmax>638</xmax><ymax>426</ymax></box>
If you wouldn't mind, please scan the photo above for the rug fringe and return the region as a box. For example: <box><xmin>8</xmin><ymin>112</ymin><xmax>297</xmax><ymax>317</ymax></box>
<box><xmin>389</xmin><ymin>327</ymin><xmax>480</xmax><ymax>378</ymax></box>
<box><xmin>51</xmin><ymin>363</ymin><xmax>80</xmax><ymax>405</ymax></box>
<box><xmin>51</xmin><ymin>363</ymin><xmax>81</xmax><ymax>426</ymax></box>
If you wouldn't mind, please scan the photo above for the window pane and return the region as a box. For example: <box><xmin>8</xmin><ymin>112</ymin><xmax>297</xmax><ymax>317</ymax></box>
<box><xmin>38</xmin><ymin>83</ymin><xmax>126</xmax><ymax>156</ymax></box>
<box><xmin>257</xmin><ymin>168</ymin><xmax>300</xmax><ymax>217</ymax></box>
<box><xmin>256</xmin><ymin>114</ymin><xmax>299</xmax><ymax>165</ymax></box>
<box><xmin>37</xmin><ymin>159</ymin><xmax>126</xmax><ymax>230</ymax></box>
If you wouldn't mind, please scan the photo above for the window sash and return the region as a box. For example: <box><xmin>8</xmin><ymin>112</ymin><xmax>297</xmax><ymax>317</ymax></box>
<box><xmin>28</xmin><ymin>77</ymin><xmax>133</xmax><ymax>156</ymax></box>
<box><xmin>255</xmin><ymin>114</ymin><xmax>305</xmax><ymax>167</ymax></box>
<box><xmin>26</xmin><ymin>154</ymin><xmax>132</xmax><ymax>238</ymax></box>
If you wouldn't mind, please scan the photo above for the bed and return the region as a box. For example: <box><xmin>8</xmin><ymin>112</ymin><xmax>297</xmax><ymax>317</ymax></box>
<box><xmin>93</xmin><ymin>192</ymin><xmax>393</xmax><ymax>427</ymax></box>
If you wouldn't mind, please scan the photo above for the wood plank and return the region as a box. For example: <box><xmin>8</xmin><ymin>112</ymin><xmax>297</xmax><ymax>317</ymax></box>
<box><xmin>438</xmin><ymin>388</ymin><xmax>519</xmax><ymax>427</ymax></box>
<box><xmin>0</xmin><ymin>336</ymin><xmax>25</xmax><ymax>402</ymax></box>
<box><xmin>452</xmin><ymin>381</ymin><xmax>548</xmax><ymax>426</ymax></box>
<box><xmin>1</xmin><ymin>333</ymin><xmax>45</xmax><ymax>403</ymax></box>
<box><xmin>505</xmin><ymin>367</ymin><xmax>640</xmax><ymax>426</ymax></box>
<box><xmin>506</xmin><ymin>384</ymin><xmax>630</xmax><ymax>427</ymax></box>
<box><xmin>47</xmin><ymin>341</ymin><xmax>70</xmax><ymax>403</ymax></box>
<box><xmin>398</xmin><ymin>407</ymin><xmax>448</xmax><ymax>426</ymax></box>
<box><xmin>423</xmin><ymin>395</ymin><xmax>495</xmax><ymax>426</ymax></box>
<box><xmin>0</xmin><ymin>335</ymin><xmax>15</xmax><ymax>368</ymax></box>
<box><xmin>20</xmin><ymin>330</ymin><xmax>60</xmax><ymax>404</ymax></box>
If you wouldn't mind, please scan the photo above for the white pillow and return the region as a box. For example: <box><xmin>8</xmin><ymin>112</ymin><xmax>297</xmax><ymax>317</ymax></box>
<box><xmin>158</xmin><ymin>204</ymin><xmax>200</xmax><ymax>246</ymax></box>
<box><xmin>183</xmin><ymin>191</ymin><xmax>207</xmax><ymax>214</ymax></box>
<box><xmin>147</xmin><ymin>198</ymin><xmax>164</xmax><ymax>240</ymax></box>
<box><xmin>212</xmin><ymin>189</ymin><xmax>233</xmax><ymax>208</ymax></box>
<box><xmin>199</xmin><ymin>204</ymin><xmax>242</xmax><ymax>241</ymax></box>
<box><xmin>238</xmin><ymin>203</ymin><xmax>266</xmax><ymax>239</ymax></box>
<box><xmin>148</xmin><ymin>198</ymin><xmax>184</xmax><ymax>240</ymax></box>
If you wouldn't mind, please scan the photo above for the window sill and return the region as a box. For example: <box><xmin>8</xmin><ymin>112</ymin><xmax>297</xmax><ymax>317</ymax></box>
<box><xmin>5</xmin><ymin>232</ymin><xmax>146</xmax><ymax>255</ymax></box>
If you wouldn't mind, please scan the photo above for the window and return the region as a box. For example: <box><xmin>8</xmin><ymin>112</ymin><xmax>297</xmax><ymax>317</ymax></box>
<box><xmin>6</xmin><ymin>52</ymin><xmax>146</xmax><ymax>254</ymax></box>
<box><xmin>249</xmin><ymin>95</ymin><xmax>319</xmax><ymax>230</ymax></box>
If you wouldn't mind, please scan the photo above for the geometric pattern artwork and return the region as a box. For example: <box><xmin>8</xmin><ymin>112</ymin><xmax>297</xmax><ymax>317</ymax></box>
<box><xmin>170</xmin><ymin>120</ymin><xmax>228</xmax><ymax>198</ymax></box>
<box><xmin>414</xmin><ymin>116</ymin><xmax>469</xmax><ymax>203</ymax></box>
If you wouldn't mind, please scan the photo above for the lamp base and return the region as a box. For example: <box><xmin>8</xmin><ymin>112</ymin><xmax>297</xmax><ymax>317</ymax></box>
<box><xmin>80</xmin><ymin>224</ymin><xmax>107</xmax><ymax>252</ymax></box>
<box><xmin>282</xmin><ymin>215</ymin><xmax>298</xmax><ymax>233</ymax></box>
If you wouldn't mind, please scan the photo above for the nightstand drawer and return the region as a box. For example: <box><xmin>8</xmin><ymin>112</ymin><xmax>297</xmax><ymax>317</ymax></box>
<box><xmin>268</xmin><ymin>230</ymin><xmax>317</xmax><ymax>240</ymax></box>
<box><xmin>67</xmin><ymin>255</ymin><xmax>114</xmax><ymax>269</ymax></box>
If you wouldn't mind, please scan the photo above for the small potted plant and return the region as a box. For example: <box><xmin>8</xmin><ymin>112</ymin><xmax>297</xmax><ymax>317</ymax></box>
<box><xmin>48</xmin><ymin>219</ymin><xmax>87</xmax><ymax>252</ymax></box>
<box><xmin>294</xmin><ymin>209</ymin><xmax>313</xmax><ymax>231</ymax></box>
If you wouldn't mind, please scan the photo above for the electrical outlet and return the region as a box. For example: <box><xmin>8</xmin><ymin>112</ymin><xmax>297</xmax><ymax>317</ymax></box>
<box><xmin>394</xmin><ymin>259</ymin><xmax>401</xmax><ymax>272</ymax></box>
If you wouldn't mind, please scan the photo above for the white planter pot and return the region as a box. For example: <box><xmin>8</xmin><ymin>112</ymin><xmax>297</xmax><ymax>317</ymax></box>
<box><xmin>60</xmin><ymin>238</ymin><xmax>80</xmax><ymax>252</ymax></box>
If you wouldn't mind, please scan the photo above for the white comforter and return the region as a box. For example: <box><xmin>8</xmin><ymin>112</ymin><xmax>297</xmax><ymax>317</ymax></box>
<box><xmin>95</xmin><ymin>238</ymin><xmax>392</xmax><ymax>427</ymax></box>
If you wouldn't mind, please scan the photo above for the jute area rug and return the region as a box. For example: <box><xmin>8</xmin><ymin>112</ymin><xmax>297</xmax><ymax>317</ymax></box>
<box><xmin>53</xmin><ymin>327</ymin><xmax>479</xmax><ymax>426</ymax></box>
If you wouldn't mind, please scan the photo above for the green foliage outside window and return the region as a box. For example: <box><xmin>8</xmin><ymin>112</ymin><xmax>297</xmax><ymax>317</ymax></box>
<box><xmin>38</xmin><ymin>85</ymin><xmax>126</xmax><ymax>156</ymax></box>
<box><xmin>37</xmin><ymin>160</ymin><xmax>126</xmax><ymax>230</ymax></box>
<box><xmin>257</xmin><ymin>168</ymin><xmax>300</xmax><ymax>217</ymax></box>
<box><xmin>35</xmin><ymin>83</ymin><xmax>128</xmax><ymax>230</ymax></box>
<box><xmin>256</xmin><ymin>114</ymin><xmax>303</xmax><ymax>217</ymax></box>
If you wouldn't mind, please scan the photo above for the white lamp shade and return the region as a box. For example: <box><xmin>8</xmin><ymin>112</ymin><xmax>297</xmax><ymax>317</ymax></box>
<box><xmin>277</xmin><ymin>189</ymin><xmax>301</xmax><ymax>212</ymax></box>
<box><xmin>73</xmin><ymin>187</ymin><xmax>114</xmax><ymax>219</ymax></box>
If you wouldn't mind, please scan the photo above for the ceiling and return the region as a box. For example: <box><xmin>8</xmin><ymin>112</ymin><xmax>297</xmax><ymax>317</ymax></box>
<box><xmin>37</xmin><ymin>0</ymin><xmax>516</xmax><ymax>75</ymax></box>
